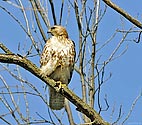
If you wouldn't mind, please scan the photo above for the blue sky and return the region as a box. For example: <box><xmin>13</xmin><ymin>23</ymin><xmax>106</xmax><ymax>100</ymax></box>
<box><xmin>0</xmin><ymin>0</ymin><xmax>142</xmax><ymax>125</ymax></box>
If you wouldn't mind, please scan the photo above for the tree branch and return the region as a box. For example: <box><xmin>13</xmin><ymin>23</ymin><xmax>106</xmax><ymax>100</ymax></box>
<box><xmin>0</xmin><ymin>43</ymin><xmax>13</xmax><ymax>54</ymax></box>
<box><xmin>30</xmin><ymin>0</ymin><xmax>47</xmax><ymax>42</ymax></box>
<box><xmin>64</xmin><ymin>99</ymin><xmax>74</xmax><ymax>125</ymax></box>
<box><xmin>59</xmin><ymin>0</ymin><xmax>64</xmax><ymax>25</ymax></box>
<box><xmin>0</xmin><ymin>44</ymin><xmax>109</xmax><ymax>125</ymax></box>
<box><xmin>49</xmin><ymin>0</ymin><xmax>57</xmax><ymax>25</ymax></box>
<box><xmin>33</xmin><ymin>0</ymin><xmax>50</xmax><ymax>28</ymax></box>
<box><xmin>102</xmin><ymin>0</ymin><xmax>142</xmax><ymax>29</ymax></box>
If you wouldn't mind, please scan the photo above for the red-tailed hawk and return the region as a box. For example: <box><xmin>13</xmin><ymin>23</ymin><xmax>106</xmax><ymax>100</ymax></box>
<box><xmin>40</xmin><ymin>25</ymin><xmax>75</xmax><ymax>110</ymax></box>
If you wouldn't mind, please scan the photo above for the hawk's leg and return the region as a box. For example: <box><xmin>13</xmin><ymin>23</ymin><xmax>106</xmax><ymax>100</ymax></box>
<box><xmin>54</xmin><ymin>81</ymin><xmax>66</xmax><ymax>92</ymax></box>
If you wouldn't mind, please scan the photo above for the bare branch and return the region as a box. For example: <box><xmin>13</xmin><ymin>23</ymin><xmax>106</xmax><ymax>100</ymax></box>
<box><xmin>16</xmin><ymin>65</ymin><xmax>30</xmax><ymax>123</ymax></box>
<box><xmin>0</xmin><ymin>115</ymin><xmax>11</xmax><ymax>125</ymax></box>
<box><xmin>17</xmin><ymin>0</ymin><xmax>30</xmax><ymax>34</ymax></box>
<box><xmin>33</xmin><ymin>0</ymin><xmax>50</xmax><ymax>28</ymax></box>
<box><xmin>135</xmin><ymin>31</ymin><xmax>142</xmax><ymax>43</ymax></box>
<box><xmin>106</xmin><ymin>27</ymin><xmax>132</xmax><ymax>64</ymax></box>
<box><xmin>112</xmin><ymin>105</ymin><xmax>123</xmax><ymax>125</ymax></box>
<box><xmin>30</xmin><ymin>0</ymin><xmax>47</xmax><ymax>42</ymax></box>
<box><xmin>103</xmin><ymin>0</ymin><xmax>142</xmax><ymax>29</ymax></box>
<box><xmin>0</xmin><ymin>76</ymin><xmax>21</xmax><ymax>124</ymax></box>
<box><xmin>49</xmin><ymin>0</ymin><xmax>57</xmax><ymax>25</ymax></box>
<box><xmin>0</xmin><ymin>43</ymin><xmax>13</xmax><ymax>54</ymax></box>
<box><xmin>122</xmin><ymin>92</ymin><xmax>142</xmax><ymax>124</ymax></box>
<box><xmin>74</xmin><ymin>0</ymin><xmax>87</xmax><ymax>107</ymax></box>
<box><xmin>0</xmin><ymin>45</ymin><xmax>109</xmax><ymax>125</ymax></box>
<box><xmin>65</xmin><ymin>99</ymin><xmax>74</xmax><ymax>125</ymax></box>
<box><xmin>59</xmin><ymin>0</ymin><xmax>64</xmax><ymax>25</ymax></box>
<box><xmin>74</xmin><ymin>0</ymin><xmax>82</xmax><ymax>32</ymax></box>
<box><xmin>89</xmin><ymin>0</ymin><xmax>100</xmax><ymax>109</ymax></box>
<box><xmin>96</xmin><ymin>31</ymin><xmax>117</xmax><ymax>53</ymax></box>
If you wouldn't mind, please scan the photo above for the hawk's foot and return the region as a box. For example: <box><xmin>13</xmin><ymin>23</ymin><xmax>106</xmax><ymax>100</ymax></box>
<box><xmin>55</xmin><ymin>81</ymin><xmax>66</xmax><ymax>92</ymax></box>
<box><xmin>40</xmin><ymin>70</ymin><xmax>46</xmax><ymax>78</ymax></box>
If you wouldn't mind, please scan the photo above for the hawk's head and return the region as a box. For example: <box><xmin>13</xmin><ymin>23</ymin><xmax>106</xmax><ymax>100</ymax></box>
<box><xmin>48</xmin><ymin>25</ymin><xmax>68</xmax><ymax>38</ymax></box>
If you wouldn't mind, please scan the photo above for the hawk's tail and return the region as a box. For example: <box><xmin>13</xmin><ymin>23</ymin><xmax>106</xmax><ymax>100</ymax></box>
<box><xmin>49</xmin><ymin>87</ymin><xmax>64</xmax><ymax>110</ymax></box>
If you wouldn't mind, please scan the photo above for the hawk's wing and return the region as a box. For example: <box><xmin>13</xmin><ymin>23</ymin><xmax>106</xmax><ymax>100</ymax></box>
<box><xmin>40</xmin><ymin>36</ymin><xmax>75</xmax><ymax>110</ymax></box>
<box><xmin>40</xmin><ymin>38</ymin><xmax>60</xmax><ymax>76</ymax></box>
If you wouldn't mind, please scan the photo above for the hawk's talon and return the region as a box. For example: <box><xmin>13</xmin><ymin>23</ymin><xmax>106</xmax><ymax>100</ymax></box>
<box><xmin>40</xmin><ymin>70</ymin><xmax>46</xmax><ymax>78</ymax></box>
<box><xmin>54</xmin><ymin>81</ymin><xmax>66</xmax><ymax>92</ymax></box>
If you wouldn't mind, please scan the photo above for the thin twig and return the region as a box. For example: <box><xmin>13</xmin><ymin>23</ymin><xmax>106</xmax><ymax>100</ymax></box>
<box><xmin>65</xmin><ymin>98</ymin><xmax>74</xmax><ymax>125</ymax></box>
<box><xmin>16</xmin><ymin>65</ymin><xmax>30</xmax><ymax>123</ymax></box>
<box><xmin>0</xmin><ymin>115</ymin><xmax>12</xmax><ymax>125</ymax></box>
<box><xmin>0</xmin><ymin>76</ymin><xmax>21</xmax><ymax>124</ymax></box>
<box><xmin>49</xmin><ymin>0</ymin><xmax>57</xmax><ymax>25</ymax></box>
<box><xmin>122</xmin><ymin>92</ymin><xmax>142</xmax><ymax>124</ymax></box>
<box><xmin>17</xmin><ymin>0</ymin><xmax>30</xmax><ymax>35</ymax></box>
<box><xmin>34</xmin><ymin>0</ymin><xmax>50</xmax><ymax>28</ymax></box>
<box><xmin>30</xmin><ymin>0</ymin><xmax>47</xmax><ymax>42</ymax></box>
<box><xmin>112</xmin><ymin>105</ymin><xmax>123</xmax><ymax>125</ymax></box>
<box><xmin>59</xmin><ymin>0</ymin><xmax>64</xmax><ymax>25</ymax></box>
<box><xmin>135</xmin><ymin>31</ymin><xmax>142</xmax><ymax>43</ymax></box>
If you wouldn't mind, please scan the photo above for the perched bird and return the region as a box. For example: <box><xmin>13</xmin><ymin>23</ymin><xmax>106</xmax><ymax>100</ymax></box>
<box><xmin>40</xmin><ymin>25</ymin><xmax>76</xmax><ymax>110</ymax></box>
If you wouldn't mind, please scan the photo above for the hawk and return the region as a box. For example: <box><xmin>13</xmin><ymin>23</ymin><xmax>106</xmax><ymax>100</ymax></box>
<box><xmin>40</xmin><ymin>25</ymin><xmax>76</xmax><ymax>110</ymax></box>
